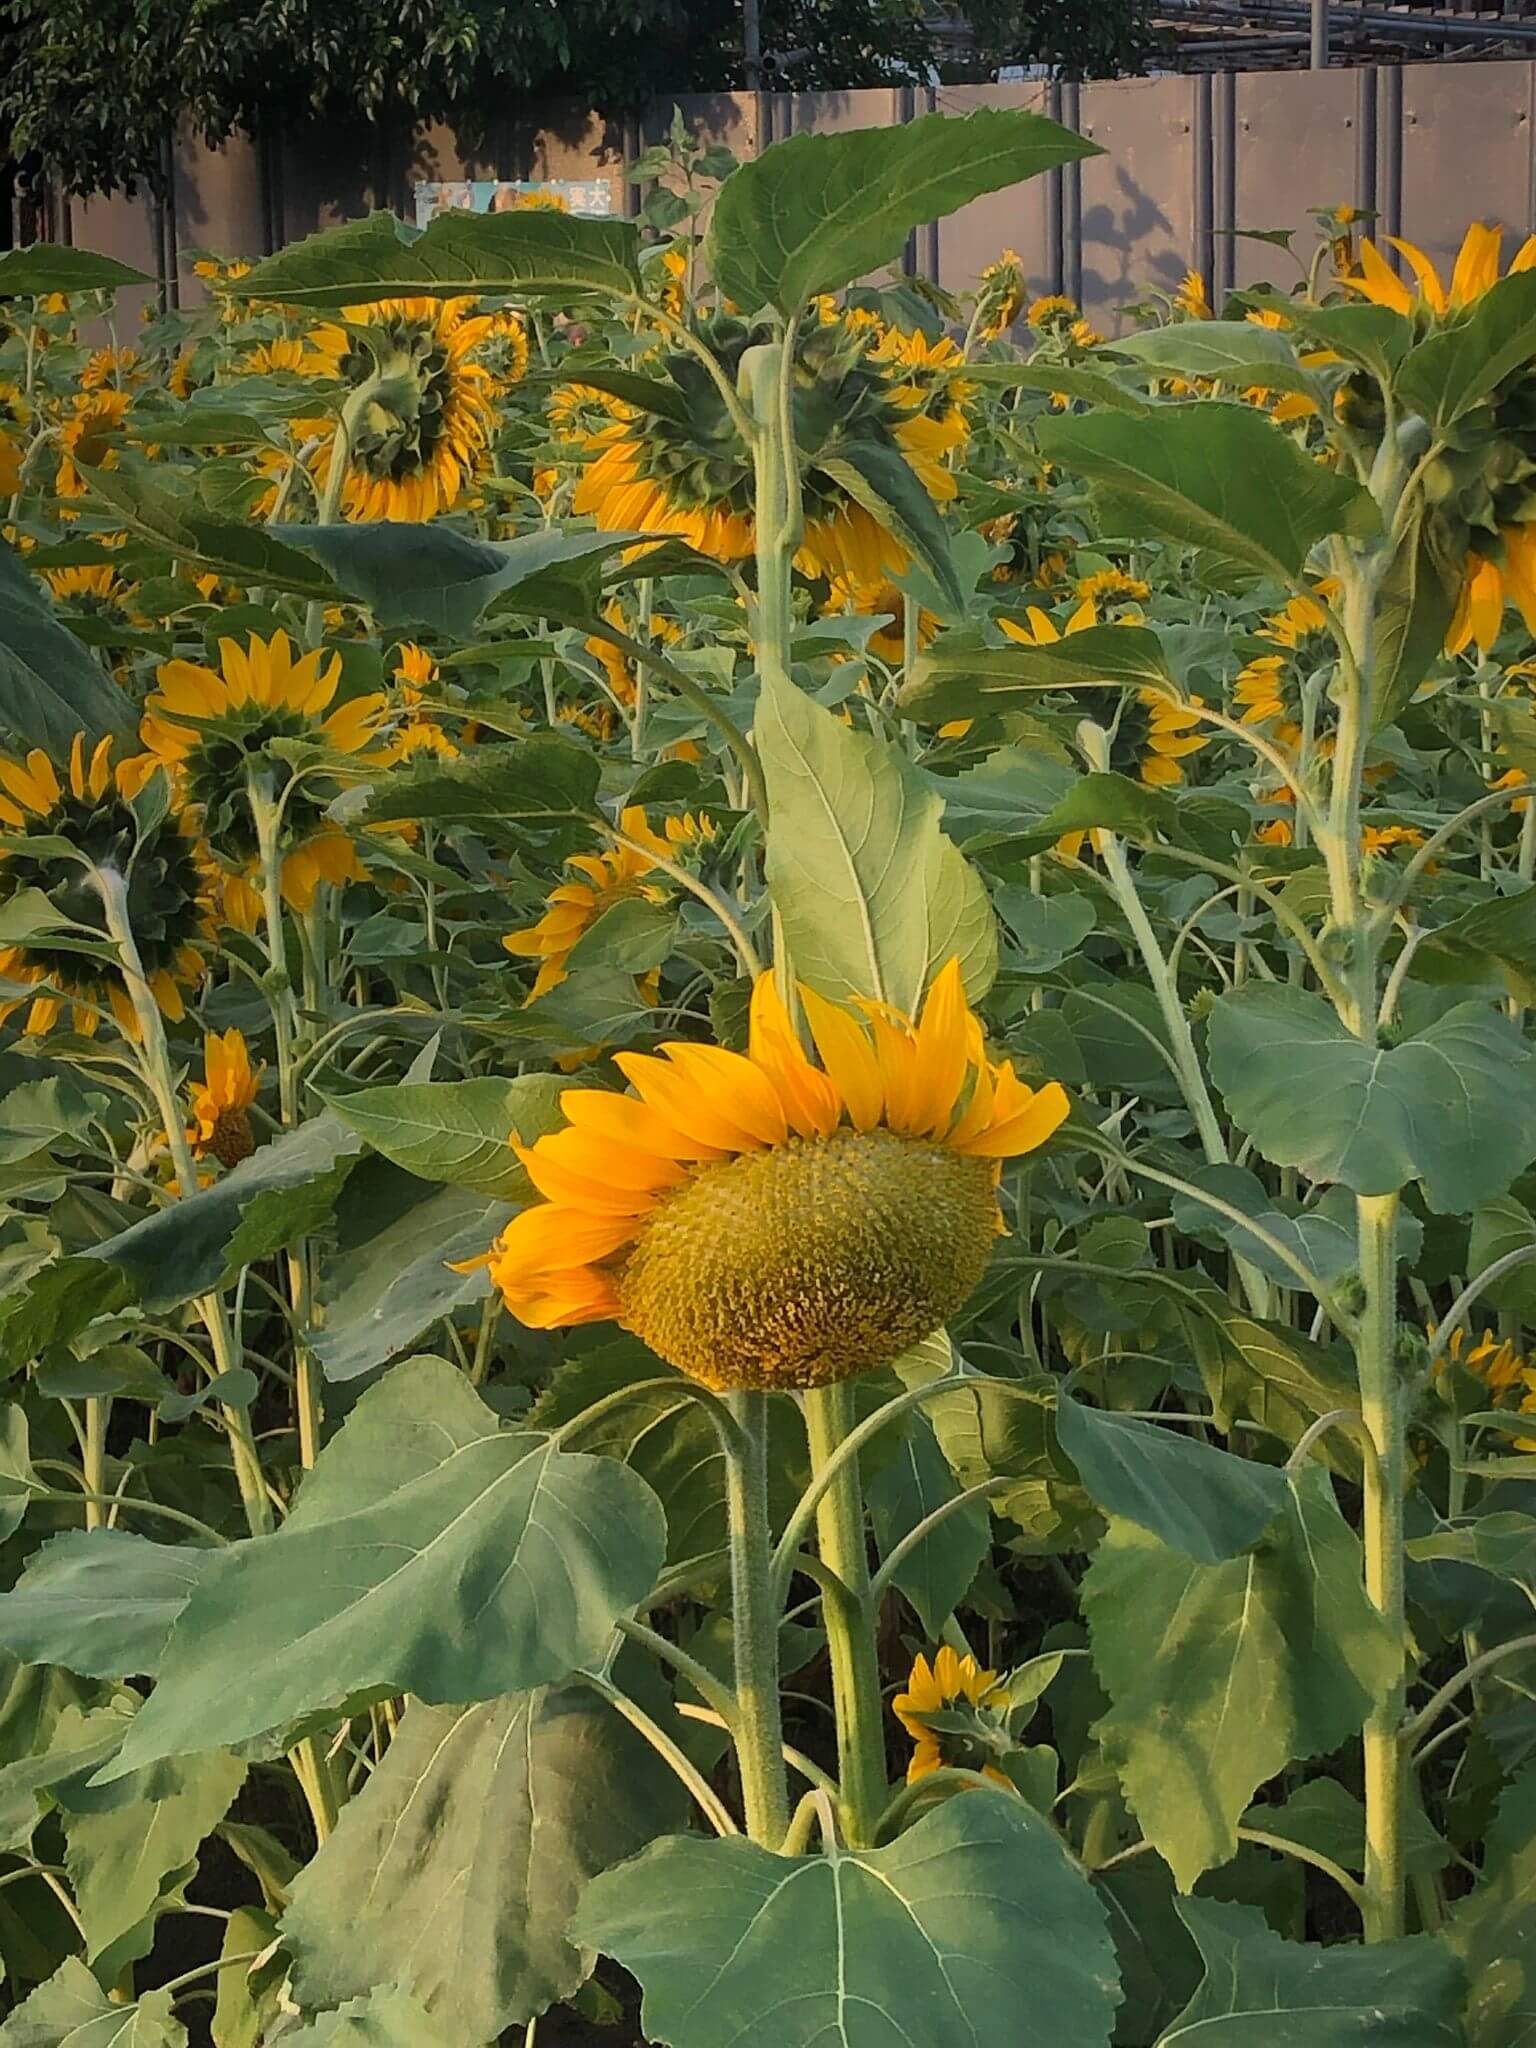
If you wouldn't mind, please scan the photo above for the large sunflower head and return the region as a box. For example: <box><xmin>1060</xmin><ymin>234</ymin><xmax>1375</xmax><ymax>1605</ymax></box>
<box><xmin>0</xmin><ymin>735</ymin><xmax>209</xmax><ymax>1038</ymax></box>
<box><xmin>136</xmin><ymin>631</ymin><xmax>391</xmax><ymax>904</ymax></box>
<box><xmin>476</xmin><ymin>961</ymin><xmax>1069</xmax><ymax>1390</ymax></box>
<box><xmin>307</xmin><ymin>297</ymin><xmax>497</xmax><ymax>521</ymax></box>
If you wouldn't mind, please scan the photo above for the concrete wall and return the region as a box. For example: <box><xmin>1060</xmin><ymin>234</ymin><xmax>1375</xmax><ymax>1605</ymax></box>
<box><xmin>40</xmin><ymin>59</ymin><xmax>1536</xmax><ymax>331</ymax></box>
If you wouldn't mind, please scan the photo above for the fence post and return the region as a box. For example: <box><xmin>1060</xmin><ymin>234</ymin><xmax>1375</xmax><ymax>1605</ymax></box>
<box><xmin>1311</xmin><ymin>0</ymin><xmax>1330</xmax><ymax>69</ymax></box>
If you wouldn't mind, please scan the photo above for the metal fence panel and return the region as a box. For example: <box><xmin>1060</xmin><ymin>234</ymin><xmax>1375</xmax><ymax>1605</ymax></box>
<box><xmin>1232</xmin><ymin>67</ymin><xmax>1364</xmax><ymax>292</ymax></box>
<box><xmin>1399</xmin><ymin>59</ymin><xmax>1535</xmax><ymax>271</ymax></box>
<box><xmin>1077</xmin><ymin>74</ymin><xmax>1200</xmax><ymax>331</ymax></box>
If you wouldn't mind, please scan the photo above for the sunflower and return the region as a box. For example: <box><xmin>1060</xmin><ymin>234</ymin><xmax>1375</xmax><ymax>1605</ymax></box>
<box><xmin>1345</xmin><ymin>221</ymin><xmax>1535</xmax><ymax>321</ymax></box>
<box><xmin>239</xmin><ymin>337</ymin><xmax>329</xmax><ymax>379</ymax></box>
<box><xmin>475</xmin><ymin>960</ymin><xmax>1069</xmax><ymax>1389</ymax></box>
<box><xmin>1447</xmin><ymin>542</ymin><xmax>1536</xmax><ymax>658</ymax></box>
<box><xmin>56</xmin><ymin>389</ymin><xmax>129</xmax><ymax>502</ymax></box>
<box><xmin>893</xmin><ymin>1648</ymin><xmax>1012</xmax><ymax>1789</ymax></box>
<box><xmin>473</xmin><ymin>308</ymin><xmax>530</xmax><ymax>393</ymax></box>
<box><xmin>1360</xmin><ymin>822</ymin><xmax>1427</xmax><ymax>860</ymax></box>
<box><xmin>572</xmin><ymin>313</ymin><xmax>968</xmax><ymax>585</ymax></box>
<box><xmin>188</xmin><ymin>1028</ymin><xmax>262</xmax><ymax>1167</ymax></box>
<box><xmin>305</xmin><ymin>297</ymin><xmax>497</xmax><ymax>522</ymax></box>
<box><xmin>1174</xmin><ymin>270</ymin><xmax>1213</xmax><ymax>320</ymax></box>
<box><xmin>0</xmin><ymin>381</ymin><xmax>32</xmax><ymax>432</ymax></box>
<box><xmin>974</xmin><ymin>251</ymin><xmax>1026</xmax><ymax>340</ymax></box>
<box><xmin>44</xmin><ymin>558</ymin><xmax>143</xmax><ymax>628</ymax></box>
<box><xmin>1437</xmin><ymin>1325</ymin><xmax>1536</xmax><ymax>1449</ymax></box>
<box><xmin>829</xmin><ymin>575</ymin><xmax>938</xmax><ymax>665</ymax></box>
<box><xmin>135</xmin><ymin>632</ymin><xmax>392</xmax><ymax>923</ymax></box>
<box><xmin>503</xmin><ymin>806</ymin><xmax>669</xmax><ymax>1002</ymax></box>
<box><xmin>585</xmin><ymin>601</ymin><xmax>684</xmax><ymax>710</ymax></box>
<box><xmin>1026</xmin><ymin>295</ymin><xmax>1079</xmax><ymax>332</ymax></box>
<box><xmin>1074</xmin><ymin>567</ymin><xmax>1149</xmax><ymax>607</ymax></box>
<box><xmin>0</xmin><ymin>735</ymin><xmax>209</xmax><ymax>1038</ymax></box>
<box><xmin>1233</xmin><ymin>655</ymin><xmax>1290</xmax><ymax>729</ymax></box>
<box><xmin>79</xmin><ymin>347</ymin><xmax>140</xmax><ymax>392</ymax></box>
<box><xmin>387</xmin><ymin>642</ymin><xmax>459</xmax><ymax>760</ymax></box>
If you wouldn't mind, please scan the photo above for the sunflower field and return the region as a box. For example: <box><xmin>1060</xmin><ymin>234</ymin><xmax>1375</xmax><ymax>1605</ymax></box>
<box><xmin>0</xmin><ymin>100</ymin><xmax>1535</xmax><ymax>2045</ymax></box>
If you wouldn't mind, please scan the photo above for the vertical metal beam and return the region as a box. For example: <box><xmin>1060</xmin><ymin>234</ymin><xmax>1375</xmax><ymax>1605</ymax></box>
<box><xmin>1213</xmin><ymin>69</ymin><xmax>1237</xmax><ymax>298</ymax></box>
<box><xmin>1311</xmin><ymin>0</ymin><xmax>1330</xmax><ymax>69</ymax></box>
<box><xmin>1379</xmin><ymin>65</ymin><xmax>1403</xmax><ymax>247</ymax></box>
<box><xmin>1194</xmin><ymin>72</ymin><xmax>1215</xmax><ymax>293</ymax></box>
<box><xmin>1046</xmin><ymin>79</ymin><xmax>1065</xmax><ymax>297</ymax></box>
<box><xmin>918</xmin><ymin>87</ymin><xmax>939</xmax><ymax>283</ymax></box>
<box><xmin>1355</xmin><ymin>66</ymin><xmax>1377</xmax><ymax>221</ymax></box>
<box><xmin>743</xmin><ymin>0</ymin><xmax>762</xmax><ymax>91</ymax></box>
<box><xmin>1527</xmin><ymin>61</ymin><xmax>1536</xmax><ymax>239</ymax></box>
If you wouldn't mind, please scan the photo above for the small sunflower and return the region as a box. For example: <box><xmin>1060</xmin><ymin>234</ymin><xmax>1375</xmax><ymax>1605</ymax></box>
<box><xmin>473</xmin><ymin>308</ymin><xmax>530</xmax><ymax>393</ymax></box>
<box><xmin>974</xmin><ymin>251</ymin><xmax>1026</xmax><ymax>340</ymax></box>
<box><xmin>306</xmin><ymin>297</ymin><xmax>497</xmax><ymax>522</ymax></box>
<box><xmin>56</xmin><ymin>389</ymin><xmax>129</xmax><ymax>502</ymax></box>
<box><xmin>503</xmin><ymin>805</ymin><xmax>669</xmax><ymax>1002</ymax></box>
<box><xmin>829</xmin><ymin>575</ymin><xmax>938</xmax><ymax>665</ymax></box>
<box><xmin>1026</xmin><ymin>294</ymin><xmax>1079</xmax><ymax>332</ymax></box>
<box><xmin>239</xmin><ymin>337</ymin><xmax>329</xmax><ymax>379</ymax></box>
<box><xmin>0</xmin><ymin>735</ymin><xmax>209</xmax><ymax>1038</ymax></box>
<box><xmin>43</xmin><ymin>557</ymin><xmax>143</xmax><ymax>628</ymax></box>
<box><xmin>1233</xmin><ymin>655</ymin><xmax>1290</xmax><ymax>729</ymax></box>
<box><xmin>1074</xmin><ymin>567</ymin><xmax>1149</xmax><ymax>607</ymax></box>
<box><xmin>585</xmin><ymin>601</ymin><xmax>684</xmax><ymax>710</ymax></box>
<box><xmin>1346</xmin><ymin>221</ymin><xmax>1535</xmax><ymax>321</ymax></box>
<box><xmin>1174</xmin><ymin>270</ymin><xmax>1214</xmax><ymax>321</ymax></box>
<box><xmin>893</xmin><ymin>1648</ymin><xmax>1013</xmax><ymax>1789</ymax></box>
<box><xmin>79</xmin><ymin>346</ymin><xmax>141</xmax><ymax>392</ymax></box>
<box><xmin>135</xmin><ymin>632</ymin><xmax>392</xmax><ymax>922</ymax></box>
<box><xmin>188</xmin><ymin>1028</ymin><xmax>263</xmax><ymax>1167</ymax></box>
<box><xmin>475</xmin><ymin>960</ymin><xmax>1069</xmax><ymax>1389</ymax></box>
<box><xmin>388</xmin><ymin>642</ymin><xmax>459</xmax><ymax>760</ymax></box>
<box><xmin>0</xmin><ymin>381</ymin><xmax>32</xmax><ymax>433</ymax></box>
<box><xmin>1360</xmin><ymin>822</ymin><xmax>1427</xmax><ymax>860</ymax></box>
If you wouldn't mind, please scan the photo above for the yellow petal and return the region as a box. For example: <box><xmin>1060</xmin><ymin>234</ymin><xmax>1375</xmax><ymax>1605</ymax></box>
<box><xmin>800</xmin><ymin>986</ymin><xmax>884</xmax><ymax>1131</ymax></box>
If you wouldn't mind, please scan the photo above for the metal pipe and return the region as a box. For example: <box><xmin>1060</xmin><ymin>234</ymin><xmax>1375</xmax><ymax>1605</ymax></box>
<box><xmin>1311</xmin><ymin>0</ymin><xmax>1329</xmax><ymax>67</ymax></box>
<box><xmin>1154</xmin><ymin>0</ymin><xmax>1536</xmax><ymax>47</ymax></box>
<box><xmin>743</xmin><ymin>0</ymin><xmax>762</xmax><ymax>90</ymax></box>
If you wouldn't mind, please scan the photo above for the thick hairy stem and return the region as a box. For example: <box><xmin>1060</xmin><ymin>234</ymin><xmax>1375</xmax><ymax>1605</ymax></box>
<box><xmin>744</xmin><ymin>338</ymin><xmax>797</xmax><ymax>696</ymax></box>
<box><xmin>724</xmin><ymin>1391</ymin><xmax>790</xmax><ymax>1847</ymax></box>
<box><xmin>803</xmin><ymin>1379</ymin><xmax>888</xmax><ymax>1847</ymax></box>
<box><xmin>1356</xmin><ymin>1190</ymin><xmax>1406</xmax><ymax>1941</ymax></box>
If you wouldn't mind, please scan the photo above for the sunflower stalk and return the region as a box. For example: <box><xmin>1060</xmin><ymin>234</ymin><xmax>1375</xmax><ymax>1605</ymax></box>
<box><xmin>742</xmin><ymin>339</ymin><xmax>798</xmax><ymax>697</ymax></box>
<box><xmin>723</xmin><ymin>1391</ymin><xmax>791</xmax><ymax>1847</ymax></box>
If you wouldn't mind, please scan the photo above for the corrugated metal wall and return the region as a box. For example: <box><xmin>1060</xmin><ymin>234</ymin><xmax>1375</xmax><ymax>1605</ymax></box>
<box><xmin>49</xmin><ymin>59</ymin><xmax>1536</xmax><ymax>330</ymax></box>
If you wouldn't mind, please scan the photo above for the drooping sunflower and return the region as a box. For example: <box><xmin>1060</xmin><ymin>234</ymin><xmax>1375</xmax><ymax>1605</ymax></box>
<box><xmin>56</xmin><ymin>389</ymin><xmax>129</xmax><ymax>502</ymax></box>
<box><xmin>388</xmin><ymin>642</ymin><xmax>460</xmax><ymax>760</ymax></box>
<box><xmin>975</xmin><ymin>251</ymin><xmax>1026</xmax><ymax>340</ymax></box>
<box><xmin>0</xmin><ymin>735</ymin><xmax>210</xmax><ymax>1038</ymax></box>
<box><xmin>473</xmin><ymin>308</ymin><xmax>530</xmax><ymax>393</ymax></box>
<box><xmin>1074</xmin><ymin>567</ymin><xmax>1149</xmax><ymax>607</ymax></box>
<box><xmin>571</xmin><ymin>312</ymin><xmax>969</xmax><ymax>585</ymax></box>
<box><xmin>893</xmin><ymin>1648</ymin><xmax>1012</xmax><ymax>1789</ymax></box>
<box><xmin>43</xmin><ymin>555</ymin><xmax>144</xmax><ymax>629</ymax></box>
<box><xmin>135</xmin><ymin>632</ymin><xmax>392</xmax><ymax>926</ymax></box>
<box><xmin>188</xmin><ymin>1028</ymin><xmax>262</xmax><ymax>1167</ymax></box>
<box><xmin>829</xmin><ymin>575</ymin><xmax>938</xmax><ymax>665</ymax></box>
<box><xmin>475</xmin><ymin>960</ymin><xmax>1070</xmax><ymax>1389</ymax></box>
<box><xmin>1174</xmin><ymin>270</ymin><xmax>1214</xmax><ymax>321</ymax></box>
<box><xmin>502</xmin><ymin>805</ymin><xmax>670</xmax><ymax>1002</ymax></box>
<box><xmin>306</xmin><ymin>297</ymin><xmax>497</xmax><ymax>522</ymax></box>
<box><xmin>79</xmin><ymin>346</ymin><xmax>141</xmax><ymax>392</ymax></box>
<box><xmin>239</xmin><ymin>337</ymin><xmax>330</xmax><ymax>379</ymax></box>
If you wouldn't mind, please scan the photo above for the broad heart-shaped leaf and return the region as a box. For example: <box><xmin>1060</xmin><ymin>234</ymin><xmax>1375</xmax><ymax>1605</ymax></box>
<box><xmin>1054</xmin><ymin>1400</ymin><xmax>1286</xmax><ymax>1564</ymax></box>
<box><xmin>277</xmin><ymin>524</ymin><xmax>637</xmax><ymax>636</ymax></box>
<box><xmin>963</xmin><ymin>360</ymin><xmax>1153</xmax><ymax>414</ymax></box>
<box><xmin>0</xmin><ymin>540</ymin><xmax>136</xmax><ymax>752</ymax></box>
<box><xmin>252</xmin><ymin>1990</ymin><xmax>454</xmax><ymax>2048</ymax></box>
<box><xmin>756</xmin><ymin>669</ymin><xmax>997</xmax><ymax>1011</ymax></box>
<box><xmin>900</xmin><ymin>623</ymin><xmax>1178</xmax><ymax>723</ymax></box>
<box><xmin>57</xmin><ymin>1742</ymin><xmax>245</xmax><ymax>1973</ymax></box>
<box><xmin>708</xmin><ymin>107</ymin><xmax>1097</xmax><ymax>318</ymax></box>
<box><xmin>1416</xmin><ymin>886</ymin><xmax>1536</xmax><ymax>1006</ymax></box>
<box><xmin>1373</xmin><ymin>516</ymin><xmax>1458</xmax><ymax>731</ymax></box>
<box><xmin>0</xmin><ymin>246</ymin><xmax>152</xmax><ymax>296</ymax></box>
<box><xmin>1035</xmin><ymin>403</ymin><xmax>1376</xmax><ymax>582</ymax></box>
<box><xmin>284</xmin><ymin>1683</ymin><xmax>685</xmax><ymax>2037</ymax></box>
<box><xmin>1449</xmin><ymin>1765</ymin><xmax>1536</xmax><ymax>2047</ymax></box>
<box><xmin>1397</xmin><ymin>269</ymin><xmax>1536</xmax><ymax>435</ymax></box>
<box><xmin>1208</xmin><ymin>984</ymin><xmax>1536</xmax><ymax>1212</ymax></box>
<box><xmin>1108</xmin><ymin>321</ymin><xmax>1321</xmax><ymax>400</ymax></box>
<box><xmin>1408</xmin><ymin>1514</ymin><xmax>1536</xmax><ymax>1593</ymax></box>
<box><xmin>232</xmin><ymin>206</ymin><xmax>643</xmax><ymax>308</ymax></box>
<box><xmin>1158</xmin><ymin>1898</ymin><xmax>1465</xmax><ymax>2044</ymax></box>
<box><xmin>573</xmin><ymin>1789</ymin><xmax>1120</xmax><ymax>2048</ymax></box>
<box><xmin>0</xmin><ymin>1529</ymin><xmax>210</xmax><ymax>1679</ymax></box>
<box><xmin>1183</xmin><ymin>1286</ymin><xmax>1362</xmax><ymax>1478</ymax></box>
<box><xmin>868</xmin><ymin>1412</ymin><xmax>990</xmax><ymax>1635</ymax></box>
<box><xmin>0</xmin><ymin>1962</ymin><xmax>185</xmax><ymax>2046</ymax></box>
<box><xmin>818</xmin><ymin>444</ymin><xmax>962</xmax><ymax>613</ymax></box>
<box><xmin>323</xmin><ymin>1074</ymin><xmax>565</xmax><ymax>1199</ymax></box>
<box><xmin>312</xmin><ymin>1186</ymin><xmax>512</xmax><ymax>1384</ymax></box>
<box><xmin>359</xmin><ymin>737</ymin><xmax>601</xmax><ymax>836</ymax></box>
<box><xmin>1083</xmin><ymin>1468</ymin><xmax>1397</xmax><ymax>1891</ymax></box>
<box><xmin>95</xmin><ymin>1357</ymin><xmax>666</xmax><ymax>1780</ymax></box>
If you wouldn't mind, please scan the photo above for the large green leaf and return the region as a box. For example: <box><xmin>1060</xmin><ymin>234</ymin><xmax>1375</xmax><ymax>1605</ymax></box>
<box><xmin>0</xmin><ymin>1960</ymin><xmax>185</xmax><ymax>2047</ymax></box>
<box><xmin>1208</xmin><ymin>984</ymin><xmax>1536</xmax><ymax>1211</ymax></box>
<box><xmin>0</xmin><ymin>247</ymin><xmax>151</xmax><ymax>296</ymax></box>
<box><xmin>963</xmin><ymin>361</ymin><xmax>1152</xmax><ymax>414</ymax></box>
<box><xmin>281</xmin><ymin>525</ymin><xmax>636</xmax><ymax>636</ymax></box>
<box><xmin>1109</xmin><ymin>322</ymin><xmax>1321</xmax><ymax>400</ymax></box>
<box><xmin>1187</xmin><ymin>1295</ymin><xmax>1362</xmax><ymax>1478</ymax></box>
<box><xmin>818</xmin><ymin>444</ymin><xmax>962</xmax><ymax>613</ymax></box>
<box><xmin>57</xmin><ymin>1741</ymin><xmax>244</xmax><ymax>1973</ymax></box>
<box><xmin>359</xmin><ymin>738</ymin><xmax>601</xmax><ymax>835</ymax></box>
<box><xmin>573</xmin><ymin>1789</ymin><xmax>1120</xmax><ymax>2048</ymax></box>
<box><xmin>268</xmin><ymin>1990</ymin><xmax>455</xmax><ymax>2048</ymax></box>
<box><xmin>97</xmin><ymin>1358</ymin><xmax>666</xmax><ymax>1779</ymax></box>
<box><xmin>1450</xmin><ymin>1765</ymin><xmax>1536</xmax><ymax>2047</ymax></box>
<box><xmin>1054</xmin><ymin>1400</ymin><xmax>1286</xmax><ymax>1565</ymax></box>
<box><xmin>1035</xmin><ymin>403</ymin><xmax>1375</xmax><ymax>581</ymax></box>
<box><xmin>1158</xmin><ymin>1898</ymin><xmax>1465</xmax><ymax>2043</ymax></box>
<box><xmin>1083</xmin><ymin>1469</ymin><xmax>1397</xmax><ymax>1890</ymax></box>
<box><xmin>0</xmin><ymin>1530</ymin><xmax>209</xmax><ymax>1678</ymax></box>
<box><xmin>323</xmin><ymin>1074</ymin><xmax>564</xmax><ymax>1199</ymax></box>
<box><xmin>231</xmin><ymin>207</ymin><xmax>643</xmax><ymax>308</ymax></box>
<box><xmin>1397</xmin><ymin>270</ymin><xmax>1536</xmax><ymax>435</ymax></box>
<box><xmin>312</xmin><ymin>1185</ymin><xmax>512</xmax><ymax>1384</ymax></box>
<box><xmin>80</xmin><ymin>460</ymin><xmax>342</xmax><ymax>600</ymax></box>
<box><xmin>1372</xmin><ymin>518</ymin><xmax>1458</xmax><ymax>731</ymax></box>
<box><xmin>1416</xmin><ymin>887</ymin><xmax>1536</xmax><ymax>1005</ymax></box>
<box><xmin>901</xmin><ymin>623</ymin><xmax>1178</xmax><ymax>723</ymax></box>
<box><xmin>284</xmin><ymin>1684</ymin><xmax>684</xmax><ymax>2037</ymax></box>
<box><xmin>0</xmin><ymin>540</ymin><xmax>136</xmax><ymax>752</ymax></box>
<box><xmin>756</xmin><ymin>669</ymin><xmax>997</xmax><ymax>1011</ymax></box>
<box><xmin>708</xmin><ymin>108</ymin><xmax>1096</xmax><ymax>318</ymax></box>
